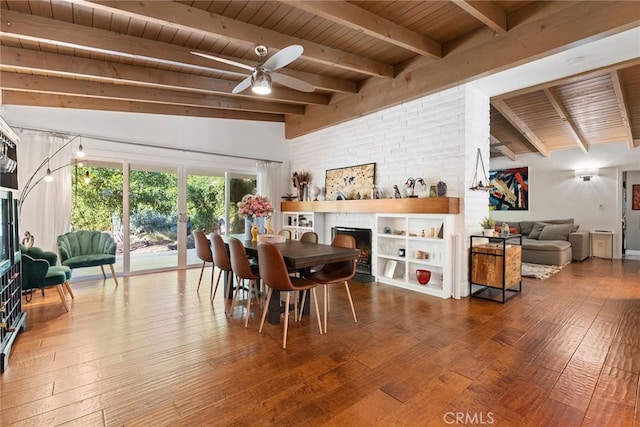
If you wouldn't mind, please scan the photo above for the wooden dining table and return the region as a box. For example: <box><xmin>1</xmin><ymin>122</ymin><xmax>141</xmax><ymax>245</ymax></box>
<box><xmin>221</xmin><ymin>234</ymin><xmax>360</xmax><ymax>324</ymax></box>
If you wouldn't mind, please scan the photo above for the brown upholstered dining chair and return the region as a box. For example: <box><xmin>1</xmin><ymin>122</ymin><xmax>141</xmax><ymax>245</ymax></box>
<box><xmin>192</xmin><ymin>230</ymin><xmax>214</xmax><ymax>295</ymax></box>
<box><xmin>305</xmin><ymin>234</ymin><xmax>357</xmax><ymax>333</ymax></box>
<box><xmin>209</xmin><ymin>233</ymin><xmax>234</xmax><ymax>308</ymax></box>
<box><xmin>257</xmin><ymin>242</ymin><xmax>323</xmax><ymax>349</ymax></box>
<box><xmin>277</xmin><ymin>229</ymin><xmax>292</xmax><ymax>240</ymax></box>
<box><xmin>299</xmin><ymin>231</ymin><xmax>318</xmax><ymax>243</ymax></box>
<box><xmin>228</xmin><ymin>237</ymin><xmax>262</xmax><ymax>327</ymax></box>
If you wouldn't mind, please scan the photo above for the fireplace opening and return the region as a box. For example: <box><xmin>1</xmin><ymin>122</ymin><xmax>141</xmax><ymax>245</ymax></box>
<box><xmin>331</xmin><ymin>226</ymin><xmax>373</xmax><ymax>282</ymax></box>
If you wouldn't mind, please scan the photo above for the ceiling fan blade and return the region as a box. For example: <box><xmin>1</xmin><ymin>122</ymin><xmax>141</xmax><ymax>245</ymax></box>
<box><xmin>232</xmin><ymin>76</ymin><xmax>253</xmax><ymax>94</ymax></box>
<box><xmin>190</xmin><ymin>51</ymin><xmax>255</xmax><ymax>72</ymax></box>
<box><xmin>263</xmin><ymin>45</ymin><xmax>303</xmax><ymax>71</ymax></box>
<box><xmin>271</xmin><ymin>73</ymin><xmax>315</xmax><ymax>92</ymax></box>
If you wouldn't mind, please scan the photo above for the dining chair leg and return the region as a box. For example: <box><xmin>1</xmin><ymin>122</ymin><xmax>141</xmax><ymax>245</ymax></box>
<box><xmin>55</xmin><ymin>285</ymin><xmax>69</xmax><ymax>312</ymax></box>
<box><xmin>230</xmin><ymin>276</ymin><xmax>242</xmax><ymax>314</ymax></box>
<box><xmin>259</xmin><ymin>288</ymin><xmax>273</xmax><ymax>332</ymax></box>
<box><xmin>64</xmin><ymin>281</ymin><xmax>74</xmax><ymax>299</ymax></box>
<box><xmin>297</xmin><ymin>291</ymin><xmax>307</xmax><ymax>322</ymax></box>
<box><xmin>209</xmin><ymin>266</ymin><xmax>215</xmax><ymax>298</ymax></box>
<box><xmin>100</xmin><ymin>265</ymin><xmax>107</xmax><ymax>279</ymax></box>
<box><xmin>323</xmin><ymin>285</ymin><xmax>328</xmax><ymax>333</ymax></box>
<box><xmin>244</xmin><ymin>279</ymin><xmax>254</xmax><ymax>328</ymax></box>
<box><xmin>197</xmin><ymin>261</ymin><xmax>206</xmax><ymax>292</ymax></box>
<box><xmin>312</xmin><ymin>288</ymin><xmax>323</xmax><ymax>335</ymax></box>
<box><xmin>225</xmin><ymin>272</ymin><xmax>234</xmax><ymax>314</ymax></box>
<box><xmin>211</xmin><ymin>268</ymin><xmax>221</xmax><ymax>301</ymax></box>
<box><xmin>283</xmin><ymin>291</ymin><xmax>291</xmax><ymax>349</ymax></box>
<box><xmin>344</xmin><ymin>281</ymin><xmax>357</xmax><ymax>323</ymax></box>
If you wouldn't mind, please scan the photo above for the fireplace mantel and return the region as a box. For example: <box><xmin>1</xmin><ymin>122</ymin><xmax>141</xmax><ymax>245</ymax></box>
<box><xmin>281</xmin><ymin>197</ymin><xmax>459</xmax><ymax>214</ymax></box>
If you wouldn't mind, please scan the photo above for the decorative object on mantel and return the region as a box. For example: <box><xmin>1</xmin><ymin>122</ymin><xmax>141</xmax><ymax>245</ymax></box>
<box><xmin>437</xmin><ymin>181</ymin><xmax>447</xmax><ymax>197</ymax></box>
<box><xmin>310</xmin><ymin>186</ymin><xmax>321</xmax><ymax>201</ymax></box>
<box><xmin>393</xmin><ymin>185</ymin><xmax>402</xmax><ymax>199</ymax></box>
<box><xmin>470</xmin><ymin>148</ymin><xmax>493</xmax><ymax>191</ymax></box>
<box><xmin>291</xmin><ymin>171</ymin><xmax>311</xmax><ymax>201</ymax></box>
<box><xmin>371</xmin><ymin>184</ymin><xmax>382</xmax><ymax>199</ymax></box>
<box><xmin>480</xmin><ymin>217</ymin><xmax>496</xmax><ymax>236</ymax></box>
<box><xmin>237</xmin><ymin>194</ymin><xmax>273</xmax><ymax>240</ymax></box>
<box><xmin>281</xmin><ymin>193</ymin><xmax>295</xmax><ymax>201</ymax></box>
<box><xmin>404</xmin><ymin>177</ymin><xmax>426</xmax><ymax>198</ymax></box>
<box><xmin>325</xmin><ymin>162</ymin><xmax>375</xmax><ymax>201</ymax></box>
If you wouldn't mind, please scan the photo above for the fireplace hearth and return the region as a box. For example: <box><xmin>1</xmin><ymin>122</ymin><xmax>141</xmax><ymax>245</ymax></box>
<box><xmin>331</xmin><ymin>226</ymin><xmax>373</xmax><ymax>280</ymax></box>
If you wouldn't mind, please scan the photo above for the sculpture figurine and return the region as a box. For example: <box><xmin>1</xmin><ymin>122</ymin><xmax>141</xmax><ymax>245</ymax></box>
<box><xmin>393</xmin><ymin>185</ymin><xmax>402</xmax><ymax>198</ymax></box>
<box><xmin>404</xmin><ymin>178</ymin><xmax>416</xmax><ymax>197</ymax></box>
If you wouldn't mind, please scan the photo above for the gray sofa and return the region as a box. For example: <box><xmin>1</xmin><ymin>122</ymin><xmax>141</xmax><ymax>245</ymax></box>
<box><xmin>510</xmin><ymin>218</ymin><xmax>589</xmax><ymax>265</ymax></box>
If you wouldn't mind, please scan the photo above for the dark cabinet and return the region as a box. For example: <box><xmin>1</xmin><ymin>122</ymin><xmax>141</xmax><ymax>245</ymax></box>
<box><xmin>1</xmin><ymin>190</ymin><xmax>26</xmax><ymax>373</ymax></box>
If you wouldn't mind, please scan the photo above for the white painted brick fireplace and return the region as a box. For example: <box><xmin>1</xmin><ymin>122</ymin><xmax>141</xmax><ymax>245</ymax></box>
<box><xmin>288</xmin><ymin>84</ymin><xmax>491</xmax><ymax>297</ymax></box>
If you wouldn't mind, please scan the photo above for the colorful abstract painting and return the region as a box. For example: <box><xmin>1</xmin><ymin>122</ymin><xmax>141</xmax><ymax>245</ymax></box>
<box><xmin>489</xmin><ymin>167</ymin><xmax>529</xmax><ymax>210</ymax></box>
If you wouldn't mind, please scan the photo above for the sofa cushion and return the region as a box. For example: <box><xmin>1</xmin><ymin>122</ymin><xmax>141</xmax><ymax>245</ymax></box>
<box><xmin>522</xmin><ymin>238</ymin><xmax>571</xmax><ymax>251</ymax></box>
<box><xmin>519</xmin><ymin>221</ymin><xmax>536</xmax><ymax>236</ymax></box>
<box><xmin>528</xmin><ymin>222</ymin><xmax>551</xmax><ymax>239</ymax></box>
<box><xmin>539</xmin><ymin>223</ymin><xmax>573</xmax><ymax>241</ymax></box>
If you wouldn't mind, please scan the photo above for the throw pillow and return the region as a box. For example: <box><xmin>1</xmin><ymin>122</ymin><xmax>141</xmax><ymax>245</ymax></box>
<box><xmin>539</xmin><ymin>223</ymin><xmax>573</xmax><ymax>241</ymax></box>
<box><xmin>528</xmin><ymin>222</ymin><xmax>550</xmax><ymax>239</ymax></box>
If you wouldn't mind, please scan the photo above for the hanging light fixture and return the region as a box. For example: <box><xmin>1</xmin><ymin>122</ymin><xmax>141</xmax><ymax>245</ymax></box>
<box><xmin>251</xmin><ymin>67</ymin><xmax>272</xmax><ymax>95</ymax></box>
<box><xmin>44</xmin><ymin>167</ymin><xmax>53</xmax><ymax>182</ymax></box>
<box><xmin>77</xmin><ymin>136</ymin><xmax>85</xmax><ymax>158</ymax></box>
<box><xmin>84</xmin><ymin>162</ymin><xmax>91</xmax><ymax>184</ymax></box>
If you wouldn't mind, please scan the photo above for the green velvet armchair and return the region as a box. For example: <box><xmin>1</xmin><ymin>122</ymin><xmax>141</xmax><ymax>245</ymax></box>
<box><xmin>57</xmin><ymin>230</ymin><xmax>119</xmax><ymax>286</ymax></box>
<box><xmin>21</xmin><ymin>245</ymin><xmax>74</xmax><ymax>312</ymax></box>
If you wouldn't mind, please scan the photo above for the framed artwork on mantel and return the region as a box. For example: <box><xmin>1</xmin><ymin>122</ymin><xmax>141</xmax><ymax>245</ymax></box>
<box><xmin>325</xmin><ymin>162</ymin><xmax>376</xmax><ymax>201</ymax></box>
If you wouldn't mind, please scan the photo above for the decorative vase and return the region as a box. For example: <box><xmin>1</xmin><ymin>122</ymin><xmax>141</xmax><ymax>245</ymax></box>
<box><xmin>416</xmin><ymin>269</ymin><xmax>431</xmax><ymax>285</ymax></box>
<box><xmin>251</xmin><ymin>221</ymin><xmax>259</xmax><ymax>242</ymax></box>
<box><xmin>245</xmin><ymin>216</ymin><xmax>265</xmax><ymax>240</ymax></box>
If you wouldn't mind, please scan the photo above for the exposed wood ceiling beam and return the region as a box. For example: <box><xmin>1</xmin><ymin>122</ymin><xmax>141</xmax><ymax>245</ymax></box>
<box><xmin>1</xmin><ymin>91</ymin><xmax>285</xmax><ymax>122</ymax></box>
<box><xmin>74</xmin><ymin>0</ymin><xmax>394</xmax><ymax>78</ymax></box>
<box><xmin>0</xmin><ymin>9</ymin><xmax>356</xmax><ymax>94</ymax></box>
<box><xmin>490</xmin><ymin>134</ymin><xmax>516</xmax><ymax>161</ymax></box>
<box><xmin>280</xmin><ymin>0</ymin><xmax>441</xmax><ymax>58</ymax></box>
<box><xmin>491</xmin><ymin>99</ymin><xmax>549</xmax><ymax>157</ymax></box>
<box><xmin>452</xmin><ymin>1</ymin><xmax>507</xmax><ymax>34</ymax></box>
<box><xmin>285</xmin><ymin>1</ymin><xmax>640</xmax><ymax>138</ymax></box>
<box><xmin>0</xmin><ymin>72</ymin><xmax>305</xmax><ymax>115</ymax></box>
<box><xmin>0</xmin><ymin>47</ymin><xmax>330</xmax><ymax>106</ymax></box>
<box><xmin>543</xmin><ymin>87</ymin><xmax>589</xmax><ymax>153</ymax></box>
<box><xmin>610</xmin><ymin>70</ymin><xmax>636</xmax><ymax>149</ymax></box>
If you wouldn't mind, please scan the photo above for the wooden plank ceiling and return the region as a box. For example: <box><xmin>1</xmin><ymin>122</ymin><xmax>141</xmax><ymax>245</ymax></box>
<box><xmin>0</xmin><ymin>1</ymin><xmax>639</xmax><ymax>160</ymax></box>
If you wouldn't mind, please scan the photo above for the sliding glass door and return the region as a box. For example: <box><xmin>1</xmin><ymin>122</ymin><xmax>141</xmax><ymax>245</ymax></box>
<box><xmin>128</xmin><ymin>164</ymin><xmax>179</xmax><ymax>273</ymax></box>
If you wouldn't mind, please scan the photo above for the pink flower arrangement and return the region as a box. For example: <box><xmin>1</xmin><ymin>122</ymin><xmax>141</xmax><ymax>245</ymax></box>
<box><xmin>237</xmin><ymin>194</ymin><xmax>273</xmax><ymax>218</ymax></box>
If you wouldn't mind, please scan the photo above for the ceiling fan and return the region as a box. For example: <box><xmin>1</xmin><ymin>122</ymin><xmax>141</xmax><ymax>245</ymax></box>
<box><xmin>191</xmin><ymin>45</ymin><xmax>314</xmax><ymax>95</ymax></box>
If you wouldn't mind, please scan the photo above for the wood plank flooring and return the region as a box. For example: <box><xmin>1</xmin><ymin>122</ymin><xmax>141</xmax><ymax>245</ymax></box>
<box><xmin>1</xmin><ymin>258</ymin><xmax>639</xmax><ymax>426</ymax></box>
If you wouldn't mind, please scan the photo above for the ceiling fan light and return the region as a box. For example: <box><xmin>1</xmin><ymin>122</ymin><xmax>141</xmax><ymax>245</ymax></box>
<box><xmin>251</xmin><ymin>69</ymin><xmax>272</xmax><ymax>95</ymax></box>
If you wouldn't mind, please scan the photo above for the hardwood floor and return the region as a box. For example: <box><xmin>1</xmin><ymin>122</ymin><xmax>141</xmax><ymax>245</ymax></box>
<box><xmin>2</xmin><ymin>258</ymin><xmax>639</xmax><ymax>426</ymax></box>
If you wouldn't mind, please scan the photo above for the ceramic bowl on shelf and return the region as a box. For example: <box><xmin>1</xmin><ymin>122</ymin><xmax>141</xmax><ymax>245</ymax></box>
<box><xmin>416</xmin><ymin>269</ymin><xmax>431</xmax><ymax>285</ymax></box>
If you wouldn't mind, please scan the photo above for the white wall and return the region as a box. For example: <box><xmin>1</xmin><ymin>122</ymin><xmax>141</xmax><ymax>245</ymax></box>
<box><xmin>490</xmin><ymin>143</ymin><xmax>640</xmax><ymax>259</ymax></box>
